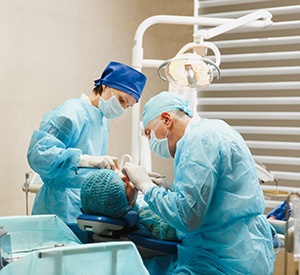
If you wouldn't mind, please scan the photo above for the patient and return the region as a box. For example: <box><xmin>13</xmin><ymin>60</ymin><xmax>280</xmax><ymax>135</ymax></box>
<box><xmin>80</xmin><ymin>169</ymin><xmax>178</xmax><ymax>241</ymax></box>
<box><xmin>267</xmin><ymin>200</ymin><xmax>291</xmax><ymax>221</ymax></box>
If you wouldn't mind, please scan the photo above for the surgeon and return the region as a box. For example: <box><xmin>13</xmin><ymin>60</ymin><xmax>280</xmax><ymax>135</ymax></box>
<box><xmin>122</xmin><ymin>91</ymin><xmax>275</xmax><ymax>274</ymax></box>
<box><xmin>27</xmin><ymin>61</ymin><xmax>147</xmax><ymax>242</ymax></box>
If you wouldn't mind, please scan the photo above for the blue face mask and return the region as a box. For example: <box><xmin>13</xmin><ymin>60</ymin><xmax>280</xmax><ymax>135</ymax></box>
<box><xmin>149</xmin><ymin>128</ymin><xmax>171</xmax><ymax>159</ymax></box>
<box><xmin>98</xmin><ymin>95</ymin><xmax>126</xmax><ymax>119</ymax></box>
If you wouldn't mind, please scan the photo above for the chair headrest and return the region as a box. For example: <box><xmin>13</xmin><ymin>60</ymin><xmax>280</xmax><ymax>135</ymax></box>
<box><xmin>121</xmin><ymin>210</ymin><xmax>139</xmax><ymax>227</ymax></box>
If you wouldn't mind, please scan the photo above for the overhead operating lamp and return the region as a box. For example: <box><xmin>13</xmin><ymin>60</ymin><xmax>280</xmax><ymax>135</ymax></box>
<box><xmin>157</xmin><ymin>41</ymin><xmax>222</xmax><ymax>89</ymax></box>
<box><xmin>156</xmin><ymin>10</ymin><xmax>273</xmax><ymax>89</ymax></box>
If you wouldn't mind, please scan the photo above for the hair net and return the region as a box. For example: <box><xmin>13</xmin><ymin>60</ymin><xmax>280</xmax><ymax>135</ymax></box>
<box><xmin>94</xmin><ymin>61</ymin><xmax>147</xmax><ymax>101</ymax></box>
<box><xmin>81</xmin><ymin>169</ymin><xmax>131</xmax><ymax>218</ymax></box>
<box><xmin>142</xmin><ymin>91</ymin><xmax>193</xmax><ymax>128</ymax></box>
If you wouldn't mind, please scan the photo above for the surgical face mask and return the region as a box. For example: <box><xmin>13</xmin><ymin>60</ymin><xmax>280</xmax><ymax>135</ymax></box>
<box><xmin>98</xmin><ymin>94</ymin><xmax>126</xmax><ymax>119</ymax></box>
<box><xmin>149</xmin><ymin>125</ymin><xmax>171</xmax><ymax>159</ymax></box>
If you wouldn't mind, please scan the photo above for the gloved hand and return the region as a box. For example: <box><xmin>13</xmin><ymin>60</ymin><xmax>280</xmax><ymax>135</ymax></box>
<box><xmin>122</xmin><ymin>163</ymin><xmax>155</xmax><ymax>194</ymax></box>
<box><xmin>79</xmin><ymin>154</ymin><xmax>119</xmax><ymax>170</ymax></box>
<box><xmin>148</xmin><ymin>172</ymin><xmax>172</xmax><ymax>190</ymax></box>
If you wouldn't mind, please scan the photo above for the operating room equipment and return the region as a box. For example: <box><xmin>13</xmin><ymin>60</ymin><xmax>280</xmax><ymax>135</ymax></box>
<box><xmin>130</xmin><ymin>0</ymin><xmax>299</xmax><ymax>225</ymax></box>
<box><xmin>77</xmin><ymin>211</ymin><xmax>180</xmax><ymax>259</ymax></box>
<box><xmin>0</xmin><ymin>227</ymin><xmax>9</xmax><ymax>268</ymax></box>
<box><xmin>130</xmin><ymin>9</ymin><xmax>273</xmax><ymax>169</ymax></box>
<box><xmin>22</xmin><ymin>171</ymin><xmax>43</xmax><ymax>215</ymax></box>
<box><xmin>120</xmin><ymin>153</ymin><xmax>132</xmax><ymax>168</ymax></box>
<box><xmin>191</xmin><ymin>0</ymin><xmax>300</xmax><ymax>198</ymax></box>
<box><xmin>1</xmin><ymin>241</ymin><xmax>148</xmax><ymax>275</ymax></box>
<box><xmin>289</xmin><ymin>194</ymin><xmax>300</xmax><ymax>257</ymax></box>
<box><xmin>0</xmin><ymin>215</ymin><xmax>81</xmax><ymax>270</ymax></box>
<box><xmin>157</xmin><ymin>43</ymin><xmax>222</xmax><ymax>89</ymax></box>
<box><xmin>22</xmin><ymin>172</ymin><xmax>30</xmax><ymax>216</ymax></box>
<box><xmin>255</xmin><ymin>161</ymin><xmax>276</xmax><ymax>184</ymax></box>
<box><xmin>279</xmin><ymin>192</ymin><xmax>300</xmax><ymax>275</ymax></box>
<box><xmin>130</xmin><ymin>1</ymin><xmax>299</xmax><ymax>201</ymax></box>
<box><xmin>75</xmin><ymin>166</ymin><xmax>100</xmax><ymax>175</ymax></box>
<box><xmin>150</xmin><ymin>174</ymin><xmax>166</xmax><ymax>179</ymax></box>
<box><xmin>0</xmin><ymin>215</ymin><xmax>149</xmax><ymax>275</ymax></box>
<box><xmin>78</xmin><ymin>168</ymin><xmax>179</xmax><ymax>259</ymax></box>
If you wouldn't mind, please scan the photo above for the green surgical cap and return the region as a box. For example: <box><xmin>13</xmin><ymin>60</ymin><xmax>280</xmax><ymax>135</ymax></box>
<box><xmin>142</xmin><ymin>91</ymin><xmax>193</xmax><ymax>128</ymax></box>
<box><xmin>81</xmin><ymin>169</ymin><xmax>131</xmax><ymax>218</ymax></box>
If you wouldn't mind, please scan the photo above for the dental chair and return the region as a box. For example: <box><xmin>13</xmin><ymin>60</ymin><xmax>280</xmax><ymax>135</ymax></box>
<box><xmin>77</xmin><ymin>211</ymin><xmax>180</xmax><ymax>259</ymax></box>
<box><xmin>77</xmin><ymin>162</ymin><xmax>285</xmax><ymax>260</ymax></box>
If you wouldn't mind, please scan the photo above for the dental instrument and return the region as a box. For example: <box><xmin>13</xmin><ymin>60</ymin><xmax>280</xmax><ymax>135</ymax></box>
<box><xmin>153</xmin><ymin>175</ymin><xmax>166</xmax><ymax>179</ymax></box>
<box><xmin>75</xmin><ymin>166</ymin><xmax>100</xmax><ymax>175</ymax></box>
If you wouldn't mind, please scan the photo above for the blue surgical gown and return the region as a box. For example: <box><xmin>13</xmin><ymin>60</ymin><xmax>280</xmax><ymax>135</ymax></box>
<box><xmin>144</xmin><ymin>115</ymin><xmax>275</xmax><ymax>275</ymax></box>
<box><xmin>27</xmin><ymin>94</ymin><xmax>108</xmax><ymax>224</ymax></box>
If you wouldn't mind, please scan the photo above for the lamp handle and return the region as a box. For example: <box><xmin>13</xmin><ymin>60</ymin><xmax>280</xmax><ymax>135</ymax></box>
<box><xmin>157</xmin><ymin>55</ymin><xmax>221</xmax><ymax>81</ymax></box>
<box><xmin>175</xmin><ymin>41</ymin><xmax>221</xmax><ymax>67</ymax></box>
<box><xmin>157</xmin><ymin>60</ymin><xmax>169</xmax><ymax>81</ymax></box>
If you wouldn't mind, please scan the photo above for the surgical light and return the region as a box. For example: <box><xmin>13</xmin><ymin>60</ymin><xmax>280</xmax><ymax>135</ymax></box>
<box><xmin>158</xmin><ymin>41</ymin><xmax>222</xmax><ymax>89</ymax></box>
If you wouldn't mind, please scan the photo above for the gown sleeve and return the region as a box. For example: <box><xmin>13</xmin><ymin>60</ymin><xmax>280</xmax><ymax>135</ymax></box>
<box><xmin>144</xmin><ymin>131</ymin><xmax>220</xmax><ymax>233</ymax></box>
<box><xmin>27</xmin><ymin>112</ymin><xmax>83</xmax><ymax>181</ymax></box>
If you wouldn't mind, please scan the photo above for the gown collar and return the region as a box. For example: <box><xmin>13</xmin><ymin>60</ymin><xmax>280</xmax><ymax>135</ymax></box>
<box><xmin>184</xmin><ymin>113</ymin><xmax>201</xmax><ymax>134</ymax></box>
<box><xmin>80</xmin><ymin>93</ymin><xmax>92</xmax><ymax>105</ymax></box>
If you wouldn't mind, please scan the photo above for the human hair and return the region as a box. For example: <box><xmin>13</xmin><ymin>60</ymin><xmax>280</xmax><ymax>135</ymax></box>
<box><xmin>92</xmin><ymin>85</ymin><xmax>104</xmax><ymax>95</ymax></box>
<box><xmin>151</xmin><ymin>109</ymin><xmax>190</xmax><ymax>124</ymax></box>
<box><xmin>168</xmin><ymin>109</ymin><xmax>190</xmax><ymax>118</ymax></box>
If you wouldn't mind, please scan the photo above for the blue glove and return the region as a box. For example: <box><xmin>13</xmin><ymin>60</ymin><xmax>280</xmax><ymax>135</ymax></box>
<box><xmin>266</xmin><ymin>200</ymin><xmax>291</xmax><ymax>221</ymax></box>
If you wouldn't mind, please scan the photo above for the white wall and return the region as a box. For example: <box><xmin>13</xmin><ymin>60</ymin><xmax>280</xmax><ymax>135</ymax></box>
<box><xmin>0</xmin><ymin>0</ymin><xmax>193</xmax><ymax>215</ymax></box>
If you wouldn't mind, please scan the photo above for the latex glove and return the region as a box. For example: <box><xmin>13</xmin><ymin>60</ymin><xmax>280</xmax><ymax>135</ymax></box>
<box><xmin>122</xmin><ymin>163</ymin><xmax>155</xmax><ymax>194</ymax></box>
<box><xmin>148</xmin><ymin>172</ymin><xmax>172</xmax><ymax>190</ymax></box>
<box><xmin>79</xmin><ymin>154</ymin><xmax>119</xmax><ymax>170</ymax></box>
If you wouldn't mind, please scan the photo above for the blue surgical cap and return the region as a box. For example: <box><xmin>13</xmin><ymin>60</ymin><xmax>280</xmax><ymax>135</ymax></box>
<box><xmin>81</xmin><ymin>169</ymin><xmax>131</xmax><ymax>218</ymax></box>
<box><xmin>94</xmin><ymin>61</ymin><xmax>147</xmax><ymax>101</ymax></box>
<box><xmin>142</xmin><ymin>91</ymin><xmax>193</xmax><ymax>128</ymax></box>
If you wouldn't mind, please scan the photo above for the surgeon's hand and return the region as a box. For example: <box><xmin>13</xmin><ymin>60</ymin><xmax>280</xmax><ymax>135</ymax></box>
<box><xmin>148</xmin><ymin>172</ymin><xmax>172</xmax><ymax>190</ymax></box>
<box><xmin>79</xmin><ymin>154</ymin><xmax>119</xmax><ymax>170</ymax></box>
<box><xmin>122</xmin><ymin>163</ymin><xmax>155</xmax><ymax>194</ymax></box>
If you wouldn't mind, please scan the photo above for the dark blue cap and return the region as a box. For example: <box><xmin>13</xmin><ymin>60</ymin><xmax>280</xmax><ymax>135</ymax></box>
<box><xmin>94</xmin><ymin>61</ymin><xmax>147</xmax><ymax>101</ymax></box>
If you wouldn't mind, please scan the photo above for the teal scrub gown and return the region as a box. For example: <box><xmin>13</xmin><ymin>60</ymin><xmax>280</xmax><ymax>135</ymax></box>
<box><xmin>144</xmin><ymin>115</ymin><xmax>275</xmax><ymax>275</ymax></box>
<box><xmin>27</xmin><ymin>95</ymin><xmax>108</xmax><ymax>229</ymax></box>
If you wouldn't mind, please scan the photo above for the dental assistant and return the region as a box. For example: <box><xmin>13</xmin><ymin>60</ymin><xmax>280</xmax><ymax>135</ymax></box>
<box><xmin>27</xmin><ymin>61</ymin><xmax>146</xmax><ymax>241</ymax></box>
<box><xmin>122</xmin><ymin>91</ymin><xmax>275</xmax><ymax>275</ymax></box>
